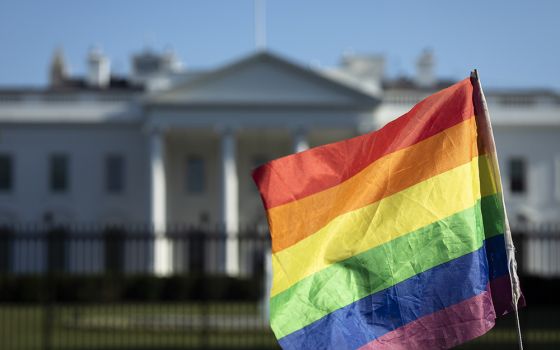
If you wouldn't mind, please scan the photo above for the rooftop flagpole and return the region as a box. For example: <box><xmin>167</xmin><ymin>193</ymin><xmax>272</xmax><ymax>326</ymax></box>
<box><xmin>254</xmin><ymin>0</ymin><xmax>267</xmax><ymax>50</ymax></box>
<box><xmin>470</xmin><ymin>69</ymin><xmax>524</xmax><ymax>350</ymax></box>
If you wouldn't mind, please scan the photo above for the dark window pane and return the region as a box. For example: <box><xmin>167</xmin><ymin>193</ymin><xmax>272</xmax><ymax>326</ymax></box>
<box><xmin>510</xmin><ymin>158</ymin><xmax>526</xmax><ymax>193</ymax></box>
<box><xmin>0</xmin><ymin>155</ymin><xmax>13</xmax><ymax>191</ymax></box>
<box><xmin>186</xmin><ymin>156</ymin><xmax>205</xmax><ymax>194</ymax></box>
<box><xmin>50</xmin><ymin>154</ymin><xmax>69</xmax><ymax>193</ymax></box>
<box><xmin>105</xmin><ymin>154</ymin><xmax>125</xmax><ymax>193</ymax></box>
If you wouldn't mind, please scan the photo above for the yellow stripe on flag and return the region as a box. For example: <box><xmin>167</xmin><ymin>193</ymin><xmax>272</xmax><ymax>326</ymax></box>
<box><xmin>267</xmin><ymin>117</ymin><xmax>478</xmax><ymax>253</ymax></box>
<box><xmin>271</xmin><ymin>156</ymin><xmax>496</xmax><ymax>297</ymax></box>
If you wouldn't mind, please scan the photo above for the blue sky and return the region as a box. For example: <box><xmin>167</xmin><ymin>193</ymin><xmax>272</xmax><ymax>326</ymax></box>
<box><xmin>0</xmin><ymin>0</ymin><xmax>559</xmax><ymax>89</ymax></box>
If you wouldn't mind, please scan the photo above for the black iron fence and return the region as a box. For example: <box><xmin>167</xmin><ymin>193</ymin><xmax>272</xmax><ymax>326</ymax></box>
<box><xmin>0</xmin><ymin>224</ymin><xmax>272</xmax><ymax>276</ymax></box>
<box><xmin>512</xmin><ymin>224</ymin><xmax>560</xmax><ymax>278</ymax></box>
<box><xmin>0</xmin><ymin>224</ymin><xmax>558</xmax><ymax>349</ymax></box>
<box><xmin>0</xmin><ymin>225</ymin><xmax>273</xmax><ymax>350</ymax></box>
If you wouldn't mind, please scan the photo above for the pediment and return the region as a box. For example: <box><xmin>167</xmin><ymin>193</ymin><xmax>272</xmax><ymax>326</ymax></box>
<box><xmin>148</xmin><ymin>52</ymin><xmax>378</xmax><ymax>108</ymax></box>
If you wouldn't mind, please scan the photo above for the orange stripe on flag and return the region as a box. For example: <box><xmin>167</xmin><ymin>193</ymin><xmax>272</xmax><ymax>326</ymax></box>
<box><xmin>268</xmin><ymin>117</ymin><xmax>479</xmax><ymax>253</ymax></box>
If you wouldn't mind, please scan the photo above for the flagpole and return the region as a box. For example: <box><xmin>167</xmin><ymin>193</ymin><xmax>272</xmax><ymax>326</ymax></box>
<box><xmin>254</xmin><ymin>0</ymin><xmax>267</xmax><ymax>50</ymax></box>
<box><xmin>470</xmin><ymin>69</ymin><xmax>524</xmax><ymax>350</ymax></box>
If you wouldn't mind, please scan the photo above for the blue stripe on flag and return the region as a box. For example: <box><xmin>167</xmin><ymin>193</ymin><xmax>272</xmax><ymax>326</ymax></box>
<box><xmin>278</xmin><ymin>234</ymin><xmax>507</xmax><ymax>350</ymax></box>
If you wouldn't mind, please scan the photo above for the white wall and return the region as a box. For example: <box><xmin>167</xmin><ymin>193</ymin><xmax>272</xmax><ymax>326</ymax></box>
<box><xmin>0</xmin><ymin>124</ymin><xmax>149</xmax><ymax>224</ymax></box>
<box><xmin>0</xmin><ymin>123</ymin><xmax>362</xmax><ymax>228</ymax></box>
<box><xmin>3</xmin><ymin>119</ymin><xmax>558</xmax><ymax>228</ymax></box>
<box><xmin>166</xmin><ymin>129</ymin><xmax>220</xmax><ymax>226</ymax></box>
<box><xmin>494</xmin><ymin>126</ymin><xmax>560</xmax><ymax>224</ymax></box>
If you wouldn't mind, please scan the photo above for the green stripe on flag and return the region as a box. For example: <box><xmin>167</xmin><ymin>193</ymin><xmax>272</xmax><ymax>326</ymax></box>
<box><xmin>271</xmin><ymin>194</ymin><xmax>503</xmax><ymax>338</ymax></box>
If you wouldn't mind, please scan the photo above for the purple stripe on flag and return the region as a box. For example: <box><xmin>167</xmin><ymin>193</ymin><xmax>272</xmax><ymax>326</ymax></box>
<box><xmin>359</xmin><ymin>289</ymin><xmax>496</xmax><ymax>350</ymax></box>
<box><xmin>277</xmin><ymin>235</ymin><xmax>513</xmax><ymax>349</ymax></box>
<box><xmin>277</xmin><ymin>243</ymin><xmax>493</xmax><ymax>349</ymax></box>
<box><xmin>490</xmin><ymin>274</ymin><xmax>526</xmax><ymax>316</ymax></box>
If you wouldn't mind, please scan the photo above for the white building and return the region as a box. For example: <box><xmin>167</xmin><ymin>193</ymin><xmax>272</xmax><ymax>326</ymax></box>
<box><xmin>0</xmin><ymin>48</ymin><xmax>559</xmax><ymax>274</ymax></box>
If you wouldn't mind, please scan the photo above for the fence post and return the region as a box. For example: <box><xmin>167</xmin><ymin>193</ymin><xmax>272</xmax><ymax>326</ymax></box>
<box><xmin>104</xmin><ymin>227</ymin><xmax>125</xmax><ymax>274</ymax></box>
<box><xmin>199</xmin><ymin>230</ymin><xmax>209</xmax><ymax>350</ymax></box>
<box><xmin>512</xmin><ymin>229</ymin><xmax>526</xmax><ymax>277</ymax></box>
<box><xmin>43</xmin><ymin>226</ymin><xmax>68</xmax><ymax>350</ymax></box>
<box><xmin>0</xmin><ymin>226</ymin><xmax>13</xmax><ymax>273</ymax></box>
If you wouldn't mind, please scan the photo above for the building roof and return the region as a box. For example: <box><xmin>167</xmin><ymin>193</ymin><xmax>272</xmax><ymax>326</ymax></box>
<box><xmin>0</xmin><ymin>49</ymin><xmax>559</xmax><ymax>125</ymax></box>
<box><xmin>146</xmin><ymin>51</ymin><xmax>380</xmax><ymax>109</ymax></box>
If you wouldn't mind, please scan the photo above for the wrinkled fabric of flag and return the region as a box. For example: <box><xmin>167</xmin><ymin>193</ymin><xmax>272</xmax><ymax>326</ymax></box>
<box><xmin>252</xmin><ymin>77</ymin><xmax>524</xmax><ymax>350</ymax></box>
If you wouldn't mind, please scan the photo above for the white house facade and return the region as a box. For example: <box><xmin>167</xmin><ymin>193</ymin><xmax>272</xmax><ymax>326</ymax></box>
<box><xmin>0</xmin><ymin>48</ymin><xmax>559</xmax><ymax>275</ymax></box>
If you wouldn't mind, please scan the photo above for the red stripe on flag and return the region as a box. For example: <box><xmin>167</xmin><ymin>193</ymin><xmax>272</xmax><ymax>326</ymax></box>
<box><xmin>253</xmin><ymin>78</ymin><xmax>474</xmax><ymax>209</ymax></box>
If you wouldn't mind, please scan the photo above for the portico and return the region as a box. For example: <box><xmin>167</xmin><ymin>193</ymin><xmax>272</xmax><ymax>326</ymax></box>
<box><xmin>144</xmin><ymin>51</ymin><xmax>379</xmax><ymax>275</ymax></box>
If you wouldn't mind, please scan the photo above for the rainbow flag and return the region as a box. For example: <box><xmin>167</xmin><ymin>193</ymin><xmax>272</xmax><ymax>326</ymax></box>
<box><xmin>253</xmin><ymin>76</ymin><xmax>523</xmax><ymax>349</ymax></box>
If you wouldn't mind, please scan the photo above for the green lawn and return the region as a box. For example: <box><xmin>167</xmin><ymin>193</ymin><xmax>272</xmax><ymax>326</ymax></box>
<box><xmin>0</xmin><ymin>303</ymin><xmax>559</xmax><ymax>350</ymax></box>
<box><xmin>458</xmin><ymin>307</ymin><xmax>560</xmax><ymax>350</ymax></box>
<box><xmin>0</xmin><ymin>302</ymin><xmax>279</xmax><ymax>350</ymax></box>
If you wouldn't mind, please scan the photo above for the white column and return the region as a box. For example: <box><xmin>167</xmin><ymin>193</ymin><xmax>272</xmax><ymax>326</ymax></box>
<box><xmin>221</xmin><ymin>127</ymin><xmax>239</xmax><ymax>275</ymax></box>
<box><xmin>261</xmin><ymin>247</ymin><xmax>272</xmax><ymax>320</ymax></box>
<box><xmin>149</xmin><ymin>129</ymin><xmax>172</xmax><ymax>275</ymax></box>
<box><xmin>293</xmin><ymin>127</ymin><xmax>309</xmax><ymax>153</ymax></box>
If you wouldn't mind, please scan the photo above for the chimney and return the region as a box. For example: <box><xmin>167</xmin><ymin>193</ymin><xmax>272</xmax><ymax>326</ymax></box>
<box><xmin>49</xmin><ymin>47</ymin><xmax>69</xmax><ymax>88</ymax></box>
<box><xmin>87</xmin><ymin>47</ymin><xmax>111</xmax><ymax>88</ymax></box>
<box><xmin>340</xmin><ymin>54</ymin><xmax>385</xmax><ymax>94</ymax></box>
<box><xmin>161</xmin><ymin>48</ymin><xmax>183</xmax><ymax>73</ymax></box>
<box><xmin>415</xmin><ymin>49</ymin><xmax>436</xmax><ymax>88</ymax></box>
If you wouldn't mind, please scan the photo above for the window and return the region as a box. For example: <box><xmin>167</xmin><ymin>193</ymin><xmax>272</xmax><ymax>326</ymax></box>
<box><xmin>50</xmin><ymin>154</ymin><xmax>69</xmax><ymax>193</ymax></box>
<box><xmin>186</xmin><ymin>156</ymin><xmax>205</xmax><ymax>194</ymax></box>
<box><xmin>0</xmin><ymin>154</ymin><xmax>13</xmax><ymax>192</ymax></box>
<box><xmin>509</xmin><ymin>158</ymin><xmax>526</xmax><ymax>194</ymax></box>
<box><xmin>105</xmin><ymin>154</ymin><xmax>125</xmax><ymax>194</ymax></box>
